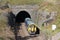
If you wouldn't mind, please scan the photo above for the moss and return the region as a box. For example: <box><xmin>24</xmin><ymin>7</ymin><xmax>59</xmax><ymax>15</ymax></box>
<box><xmin>0</xmin><ymin>37</ymin><xmax>4</xmax><ymax>40</ymax></box>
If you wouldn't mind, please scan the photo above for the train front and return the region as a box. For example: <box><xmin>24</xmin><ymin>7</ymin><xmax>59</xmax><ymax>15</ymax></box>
<box><xmin>25</xmin><ymin>18</ymin><xmax>40</xmax><ymax>36</ymax></box>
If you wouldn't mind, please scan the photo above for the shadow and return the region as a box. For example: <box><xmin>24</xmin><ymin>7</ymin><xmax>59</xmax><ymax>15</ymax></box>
<box><xmin>7</xmin><ymin>11</ymin><xmax>16</xmax><ymax>30</ymax></box>
<box><xmin>7</xmin><ymin>11</ymin><xmax>20</xmax><ymax>40</ymax></box>
<box><xmin>35</xmin><ymin>27</ymin><xmax>40</xmax><ymax>34</ymax></box>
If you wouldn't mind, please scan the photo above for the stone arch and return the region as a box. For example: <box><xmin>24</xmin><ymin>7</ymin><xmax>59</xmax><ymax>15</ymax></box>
<box><xmin>15</xmin><ymin>10</ymin><xmax>31</xmax><ymax>24</ymax></box>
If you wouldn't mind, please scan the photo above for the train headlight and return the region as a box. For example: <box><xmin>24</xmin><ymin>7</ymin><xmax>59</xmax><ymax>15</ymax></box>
<box><xmin>27</xmin><ymin>24</ymin><xmax>37</xmax><ymax>33</ymax></box>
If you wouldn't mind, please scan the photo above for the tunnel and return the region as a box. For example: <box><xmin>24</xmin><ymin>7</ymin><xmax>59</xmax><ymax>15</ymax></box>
<box><xmin>15</xmin><ymin>11</ymin><xmax>31</xmax><ymax>24</ymax></box>
<box><xmin>15</xmin><ymin>10</ymin><xmax>40</xmax><ymax>35</ymax></box>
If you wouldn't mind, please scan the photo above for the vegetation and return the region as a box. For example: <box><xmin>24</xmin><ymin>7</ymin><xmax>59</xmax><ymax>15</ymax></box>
<box><xmin>0</xmin><ymin>0</ymin><xmax>43</xmax><ymax>5</ymax></box>
<box><xmin>0</xmin><ymin>37</ymin><xmax>4</xmax><ymax>40</ymax></box>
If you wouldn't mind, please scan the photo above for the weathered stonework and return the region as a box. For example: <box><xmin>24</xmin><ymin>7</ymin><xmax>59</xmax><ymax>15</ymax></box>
<box><xmin>11</xmin><ymin>5</ymin><xmax>39</xmax><ymax>23</ymax></box>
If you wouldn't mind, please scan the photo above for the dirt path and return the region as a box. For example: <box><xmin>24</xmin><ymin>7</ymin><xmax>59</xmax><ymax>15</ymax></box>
<box><xmin>52</xmin><ymin>32</ymin><xmax>60</xmax><ymax>40</ymax></box>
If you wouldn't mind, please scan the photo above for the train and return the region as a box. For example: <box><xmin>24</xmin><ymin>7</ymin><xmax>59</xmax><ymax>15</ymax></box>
<box><xmin>25</xmin><ymin>18</ymin><xmax>40</xmax><ymax>36</ymax></box>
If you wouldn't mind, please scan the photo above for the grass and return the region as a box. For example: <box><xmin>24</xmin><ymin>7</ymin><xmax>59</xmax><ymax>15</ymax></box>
<box><xmin>0</xmin><ymin>37</ymin><xmax>4</xmax><ymax>40</ymax></box>
<box><xmin>39</xmin><ymin>0</ymin><xmax>60</xmax><ymax>36</ymax></box>
<box><xmin>0</xmin><ymin>0</ymin><xmax>43</xmax><ymax>5</ymax></box>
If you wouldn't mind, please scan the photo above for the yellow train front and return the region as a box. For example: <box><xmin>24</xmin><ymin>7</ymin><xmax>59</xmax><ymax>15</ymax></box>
<box><xmin>25</xmin><ymin>18</ymin><xmax>40</xmax><ymax>36</ymax></box>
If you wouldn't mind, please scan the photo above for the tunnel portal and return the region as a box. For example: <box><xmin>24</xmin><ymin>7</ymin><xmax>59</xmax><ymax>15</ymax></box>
<box><xmin>15</xmin><ymin>11</ymin><xmax>40</xmax><ymax>35</ymax></box>
<box><xmin>15</xmin><ymin>11</ymin><xmax>31</xmax><ymax>24</ymax></box>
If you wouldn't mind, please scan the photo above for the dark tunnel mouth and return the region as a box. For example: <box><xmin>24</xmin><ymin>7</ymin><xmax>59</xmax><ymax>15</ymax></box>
<box><xmin>15</xmin><ymin>10</ymin><xmax>31</xmax><ymax>24</ymax></box>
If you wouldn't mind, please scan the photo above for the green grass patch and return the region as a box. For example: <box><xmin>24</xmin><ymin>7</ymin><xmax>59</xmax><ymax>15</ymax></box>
<box><xmin>0</xmin><ymin>0</ymin><xmax>43</xmax><ymax>5</ymax></box>
<box><xmin>0</xmin><ymin>37</ymin><xmax>4</xmax><ymax>40</ymax></box>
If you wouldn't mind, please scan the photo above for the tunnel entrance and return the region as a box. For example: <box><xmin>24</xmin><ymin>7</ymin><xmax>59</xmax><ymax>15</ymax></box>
<box><xmin>15</xmin><ymin>10</ymin><xmax>40</xmax><ymax>35</ymax></box>
<box><xmin>15</xmin><ymin>11</ymin><xmax>31</xmax><ymax>24</ymax></box>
